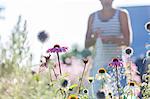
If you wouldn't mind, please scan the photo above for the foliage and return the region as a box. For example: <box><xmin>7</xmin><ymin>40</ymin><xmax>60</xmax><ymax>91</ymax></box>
<box><xmin>142</xmin><ymin>64</ymin><xmax>150</xmax><ymax>99</ymax></box>
<box><xmin>0</xmin><ymin>16</ymin><xmax>149</xmax><ymax>99</ymax></box>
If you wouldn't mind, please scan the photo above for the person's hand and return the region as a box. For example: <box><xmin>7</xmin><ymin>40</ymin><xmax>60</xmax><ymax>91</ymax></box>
<box><xmin>101</xmin><ymin>36</ymin><xmax>110</xmax><ymax>43</ymax></box>
<box><xmin>100</xmin><ymin>35</ymin><xmax>116</xmax><ymax>44</ymax></box>
<box><xmin>95</xmin><ymin>28</ymin><xmax>102</xmax><ymax>39</ymax></box>
<box><xmin>94</xmin><ymin>28</ymin><xmax>110</xmax><ymax>43</ymax></box>
<box><xmin>90</xmin><ymin>28</ymin><xmax>101</xmax><ymax>40</ymax></box>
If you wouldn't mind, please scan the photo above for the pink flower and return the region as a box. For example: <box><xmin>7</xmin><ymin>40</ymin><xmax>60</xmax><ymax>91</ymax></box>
<box><xmin>47</xmin><ymin>44</ymin><xmax>68</xmax><ymax>53</ymax></box>
<box><xmin>47</xmin><ymin>44</ymin><xmax>68</xmax><ymax>75</ymax></box>
<box><xmin>109</xmin><ymin>58</ymin><xmax>123</xmax><ymax>67</ymax></box>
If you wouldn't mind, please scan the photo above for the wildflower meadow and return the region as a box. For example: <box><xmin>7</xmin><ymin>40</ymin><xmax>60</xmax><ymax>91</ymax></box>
<box><xmin>0</xmin><ymin>15</ymin><xmax>150</xmax><ymax>99</ymax></box>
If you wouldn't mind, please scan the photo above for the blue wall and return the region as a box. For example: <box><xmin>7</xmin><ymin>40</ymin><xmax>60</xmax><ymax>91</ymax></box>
<box><xmin>123</xmin><ymin>6</ymin><xmax>150</xmax><ymax>59</ymax></box>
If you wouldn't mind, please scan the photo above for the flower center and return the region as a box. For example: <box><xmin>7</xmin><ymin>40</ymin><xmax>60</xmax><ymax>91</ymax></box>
<box><xmin>99</xmin><ymin>69</ymin><xmax>105</xmax><ymax>73</ymax></box>
<box><xmin>129</xmin><ymin>82</ymin><xmax>135</xmax><ymax>86</ymax></box>
<box><xmin>61</xmin><ymin>79</ymin><xmax>68</xmax><ymax>87</ymax></box>
<box><xmin>54</xmin><ymin>44</ymin><xmax>60</xmax><ymax>48</ymax></box>
<box><xmin>112</xmin><ymin>58</ymin><xmax>119</xmax><ymax>62</ymax></box>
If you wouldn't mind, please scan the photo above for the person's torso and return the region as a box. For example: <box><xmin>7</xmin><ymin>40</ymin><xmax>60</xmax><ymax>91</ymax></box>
<box><xmin>92</xmin><ymin>9</ymin><xmax>122</xmax><ymax>36</ymax></box>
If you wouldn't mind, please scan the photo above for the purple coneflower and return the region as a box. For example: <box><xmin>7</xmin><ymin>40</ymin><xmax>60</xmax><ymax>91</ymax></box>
<box><xmin>47</xmin><ymin>44</ymin><xmax>68</xmax><ymax>75</ymax></box>
<box><xmin>47</xmin><ymin>44</ymin><xmax>68</xmax><ymax>53</ymax></box>
<box><xmin>109</xmin><ymin>58</ymin><xmax>123</xmax><ymax>98</ymax></box>
<box><xmin>109</xmin><ymin>58</ymin><xmax>123</xmax><ymax>67</ymax></box>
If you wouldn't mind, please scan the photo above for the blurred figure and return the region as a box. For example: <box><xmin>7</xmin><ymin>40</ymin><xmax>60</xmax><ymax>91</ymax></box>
<box><xmin>85</xmin><ymin>0</ymin><xmax>131</xmax><ymax>97</ymax></box>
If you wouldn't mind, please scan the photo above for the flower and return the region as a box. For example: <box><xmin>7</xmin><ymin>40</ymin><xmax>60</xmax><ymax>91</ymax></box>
<box><xmin>83</xmin><ymin>89</ymin><xmax>88</xmax><ymax>94</ymax></box>
<box><xmin>98</xmin><ymin>68</ymin><xmax>106</xmax><ymax>74</ymax></box>
<box><xmin>39</xmin><ymin>54</ymin><xmax>51</xmax><ymax>68</ymax></box>
<box><xmin>39</xmin><ymin>54</ymin><xmax>51</xmax><ymax>73</ymax></box>
<box><xmin>141</xmin><ymin>82</ymin><xmax>147</xmax><ymax>87</ymax></box>
<box><xmin>68</xmin><ymin>94</ymin><xmax>78</xmax><ymax>99</ymax></box>
<box><xmin>145</xmin><ymin>21</ymin><xmax>150</xmax><ymax>32</ymax></box>
<box><xmin>109</xmin><ymin>58</ymin><xmax>123</xmax><ymax>96</ymax></box>
<box><xmin>47</xmin><ymin>44</ymin><xmax>68</xmax><ymax>53</ymax></box>
<box><xmin>109</xmin><ymin>58</ymin><xmax>123</xmax><ymax>67</ymax></box>
<box><xmin>37</xmin><ymin>30</ymin><xmax>48</xmax><ymax>43</ymax></box>
<box><xmin>108</xmin><ymin>92</ymin><xmax>113</xmax><ymax>98</ymax></box>
<box><xmin>88</xmin><ymin>77</ymin><xmax>94</xmax><ymax>83</ymax></box>
<box><xmin>124</xmin><ymin>81</ymin><xmax>141</xmax><ymax>96</ymax></box>
<box><xmin>124</xmin><ymin>47</ymin><xmax>134</xmax><ymax>56</ymax></box>
<box><xmin>61</xmin><ymin>79</ymin><xmax>69</xmax><ymax>88</ymax></box>
<box><xmin>96</xmin><ymin>91</ymin><xmax>105</xmax><ymax>99</ymax></box>
<box><xmin>47</xmin><ymin>44</ymin><xmax>68</xmax><ymax>75</ymax></box>
<box><xmin>128</xmin><ymin>81</ymin><xmax>136</xmax><ymax>87</ymax></box>
<box><xmin>95</xmin><ymin>68</ymin><xmax>111</xmax><ymax>81</ymax></box>
<box><xmin>82</xmin><ymin>58</ymin><xmax>88</xmax><ymax>64</ymax></box>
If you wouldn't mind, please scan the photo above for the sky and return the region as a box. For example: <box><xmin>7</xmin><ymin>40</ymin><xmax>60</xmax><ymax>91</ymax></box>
<box><xmin>0</xmin><ymin>0</ymin><xmax>150</xmax><ymax>64</ymax></box>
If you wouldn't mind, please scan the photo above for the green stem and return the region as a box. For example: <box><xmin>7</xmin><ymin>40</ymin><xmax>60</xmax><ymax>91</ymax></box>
<box><xmin>78</xmin><ymin>62</ymin><xmax>87</xmax><ymax>94</ymax></box>
<box><xmin>115</xmin><ymin>65</ymin><xmax>121</xmax><ymax>99</ymax></box>
<box><xmin>52</xmin><ymin>67</ymin><xmax>57</xmax><ymax>79</ymax></box>
<box><xmin>91</xmin><ymin>83</ymin><xmax>95</xmax><ymax>98</ymax></box>
<box><xmin>57</xmin><ymin>52</ymin><xmax>62</xmax><ymax>75</ymax></box>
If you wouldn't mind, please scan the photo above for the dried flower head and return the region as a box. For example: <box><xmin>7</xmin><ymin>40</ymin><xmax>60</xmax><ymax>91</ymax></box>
<box><xmin>61</xmin><ymin>79</ymin><xmax>69</xmax><ymax>88</ymax></box>
<box><xmin>82</xmin><ymin>58</ymin><xmax>88</xmax><ymax>64</ymax></box>
<box><xmin>37</xmin><ymin>30</ymin><xmax>48</xmax><ymax>43</ymax></box>
<box><xmin>96</xmin><ymin>91</ymin><xmax>105</xmax><ymax>99</ymax></box>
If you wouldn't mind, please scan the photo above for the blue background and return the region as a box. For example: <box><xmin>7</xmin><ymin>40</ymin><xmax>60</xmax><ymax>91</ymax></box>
<box><xmin>123</xmin><ymin>6</ymin><xmax>150</xmax><ymax>59</ymax></box>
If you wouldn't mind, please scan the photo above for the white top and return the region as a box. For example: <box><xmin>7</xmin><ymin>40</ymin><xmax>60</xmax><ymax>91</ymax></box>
<box><xmin>92</xmin><ymin>10</ymin><xmax>122</xmax><ymax>36</ymax></box>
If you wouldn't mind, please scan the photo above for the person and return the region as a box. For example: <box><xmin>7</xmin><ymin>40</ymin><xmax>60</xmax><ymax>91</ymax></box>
<box><xmin>84</xmin><ymin>0</ymin><xmax>131</xmax><ymax>98</ymax></box>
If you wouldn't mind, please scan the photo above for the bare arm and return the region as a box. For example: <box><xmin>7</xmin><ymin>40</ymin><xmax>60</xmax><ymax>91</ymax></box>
<box><xmin>85</xmin><ymin>13</ymin><xmax>96</xmax><ymax>48</ymax></box>
<box><xmin>119</xmin><ymin>10</ymin><xmax>131</xmax><ymax>46</ymax></box>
